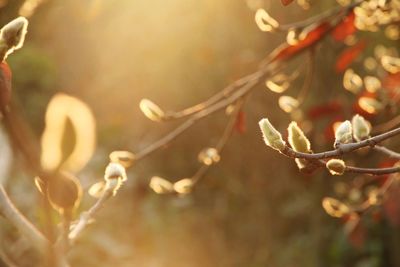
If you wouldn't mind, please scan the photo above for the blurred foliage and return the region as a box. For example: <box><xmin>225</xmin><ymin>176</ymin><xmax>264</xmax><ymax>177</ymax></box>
<box><xmin>0</xmin><ymin>0</ymin><xmax>399</xmax><ymax>267</ymax></box>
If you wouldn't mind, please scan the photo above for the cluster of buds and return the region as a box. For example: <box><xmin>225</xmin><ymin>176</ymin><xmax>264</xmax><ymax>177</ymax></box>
<box><xmin>334</xmin><ymin>114</ymin><xmax>371</xmax><ymax>146</ymax></box>
<box><xmin>354</xmin><ymin>0</ymin><xmax>400</xmax><ymax>32</ymax></box>
<box><xmin>149</xmin><ymin>176</ymin><xmax>194</xmax><ymax>195</ymax></box>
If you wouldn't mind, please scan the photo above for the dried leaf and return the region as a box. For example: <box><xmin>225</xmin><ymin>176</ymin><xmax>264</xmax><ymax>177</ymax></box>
<box><xmin>40</xmin><ymin>93</ymin><xmax>96</xmax><ymax>173</ymax></box>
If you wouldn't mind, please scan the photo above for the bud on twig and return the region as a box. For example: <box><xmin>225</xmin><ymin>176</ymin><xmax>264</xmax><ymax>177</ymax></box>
<box><xmin>278</xmin><ymin>96</ymin><xmax>299</xmax><ymax>113</ymax></box>
<box><xmin>326</xmin><ymin>159</ymin><xmax>346</xmax><ymax>175</ymax></box>
<box><xmin>351</xmin><ymin>114</ymin><xmax>371</xmax><ymax>141</ymax></box>
<box><xmin>104</xmin><ymin>162</ymin><xmax>127</xmax><ymax>195</ymax></box>
<box><xmin>139</xmin><ymin>99</ymin><xmax>165</xmax><ymax>122</ymax></box>
<box><xmin>0</xmin><ymin>17</ymin><xmax>28</xmax><ymax>61</ymax></box>
<box><xmin>173</xmin><ymin>178</ymin><xmax>194</xmax><ymax>195</ymax></box>
<box><xmin>288</xmin><ymin>121</ymin><xmax>311</xmax><ymax>153</ymax></box>
<box><xmin>259</xmin><ymin>118</ymin><xmax>286</xmax><ymax>151</ymax></box>
<box><xmin>334</xmin><ymin>120</ymin><xmax>352</xmax><ymax>146</ymax></box>
<box><xmin>198</xmin><ymin>147</ymin><xmax>220</xmax><ymax>166</ymax></box>
<box><xmin>255</xmin><ymin>9</ymin><xmax>279</xmax><ymax>32</ymax></box>
<box><xmin>322</xmin><ymin>197</ymin><xmax>350</xmax><ymax>218</ymax></box>
<box><xmin>109</xmin><ymin>150</ymin><xmax>135</xmax><ymax>168</ymax></box>
<box><xmin>149</xmin><ymin>176</ymin><xmax>173</xmax><ymax>194</ymax></box>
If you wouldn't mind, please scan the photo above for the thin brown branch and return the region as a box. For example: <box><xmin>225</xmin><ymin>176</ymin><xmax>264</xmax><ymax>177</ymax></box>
<box><xmin>134</xmin><ymin>67</ymin><xmax>271</xmax><ymax>161</ymax></box>
<box><xmin>280</xmin><ymin>126</ymin><xmax>400</xmax><ymax>160</ymax></box>
<box><xmin>345</xmin><ymin>165</ymin><xmax>400</xmax><ymax>175</ymax></box>
<box><xmin>162</xmin><ymin>73</ymin><xmax>257</xmax><ymax>120</ymax></box>
<box><xmin>192</xmin><ymin>98</ymin><xmax>245</xmax><ymax>184</ymax></box>
<box><xmin>373</xmin><ymin>145</ymin><xmax>400</xmax><ymax>159</ymax></box>
<box><xmin>276</xmin><ymin>0</ymin><xmax>363</xmax><ymax>32</ymax></box>
<box><xmin>0</xmin><ymin>185</ymin><xmax>49</xmax><ymax>255</ymax></box>
<box><xmin>297</xmin><ymin>49</ymin><xmax>315</xmax><ymax>104</ymax></box>
<box><xmin>68</xmin><ymin>189</ymin><xmax>113</xmax><ymax>244</ymax></box>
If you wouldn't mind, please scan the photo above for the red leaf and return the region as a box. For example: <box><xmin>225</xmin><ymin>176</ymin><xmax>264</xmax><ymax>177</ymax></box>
<box><xmin>307</xmin><ymin>101</ymin><xmax>343</xmax><ymax>120</ymax></box>
<box><xmin>331</xmin><ymin>11</ymin><xmax>356</xmax><ymax>41</ymax></box>
<box><xmin>382</xmin><ymin>72</ymin><xmax>400</xmax><ymax>99</ymax></box>
<box><xmin>0</xmin><ymin>61</ymin><xmax>12</xmax><ymax>110</ymax></box>
<box><xmin>270</xmin><ymin>22</ymin><xmax>332</xmax><ymax>62</ymax></box>
<box><xmin>346</xmin><ymin>219</ymin><xmax>366</xmax><ymax>249</ymax></box>
<box><xmin>234</xmin><ymin>110</ymin><xmax>246</xmax><ymax>134</ymax></box>
<box><xmin>335</xmin><ymin>40</ymin><xmax>367</xmax><ymax>73</ymax></box>
<box><xmin>281</xmin><ymin>0</ymin><xmax>294</xmax><ymax>5</ymax></box>
<box><xmin>383</xmin><ymin>185</ymin><xmax>400</xmax><ymax>226</ymax></box>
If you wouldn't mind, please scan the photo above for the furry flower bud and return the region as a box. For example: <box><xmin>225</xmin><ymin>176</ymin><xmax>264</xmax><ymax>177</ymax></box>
<box><xmin>322</xmin><ymin>197</ymin><xmax>350</xmax><ymax>218</ymax></box>
<box><xmin>351</xmin><ymin>114</ymin><xmax>371</xmax><ymax>141</ymax></box>
<box><xmin>334</xmin><ymin>120</ymin><xmax>352</xmax><ymax>145</ymax></box>
<box><xmin>104</xmin><ymin>162</ymin><xmax>127</xmax><ymax>195</ymax></box>
<box><xmin>259</xmin><ymin>118</ymin><xmax>286</xmax><ymax>151</ymax></box>
<box><xmin>149</xmin><ymin>176</ymin><xmax>173</xmax><ymax>194</ymax></box>
<box><xmin>288</xmin><ymin>121</ymin><xmax>311</xmax><ymax>153</ymax></box>
<box><xmin>0</xmin><ymin>17</ymin><xmax>28</xmax><ymax>61</ymax></box>
<box><xmin>139</xmin><ymin>99</ymin><xmax>164</xmax><ymax>122</ymax></box>
<box><xmin>326</xmin><ymin>159</ymin><xmax>346</xmax><ymax>175</ymax></box>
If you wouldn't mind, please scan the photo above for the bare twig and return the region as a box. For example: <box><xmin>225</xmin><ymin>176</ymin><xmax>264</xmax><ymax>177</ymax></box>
<box><xmin>0</xmin><ymin>185</ymin><xmax>49</xmax><ymax>254</ymax></box>
<box><xmin>373</xmin><ymin>145</ymin><xmax>400</xmax><ymax>159</ymax></box>
<box><xmin>192</xmin><ymin>98</ymin><xmax>246</xmax><ymax>184</ymax></box>
<box><xmin>134</xmin><ymin>67</ymin><xmax>272</xmax><ymax>161</ymax></box>
<box><xmin>276</xmin><ymin>0</ymin><xmax>363</xmax><ymax>32</ymax></box>
<box><xmin>280</xmin><ymin>126</ymin><xmax>400</xmax><ymax>160</ymax></box>
<box><xmin>68</xmin><ymin>189</ymin><xmax>113</xmax><ymax>244</ymax></box>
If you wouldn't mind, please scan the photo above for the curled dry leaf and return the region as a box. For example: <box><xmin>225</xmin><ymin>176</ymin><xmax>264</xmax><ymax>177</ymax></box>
<box><xmin>40</xmin><ymin>93</ymin><xmax>96</xmax><ymax>173</ymax></box>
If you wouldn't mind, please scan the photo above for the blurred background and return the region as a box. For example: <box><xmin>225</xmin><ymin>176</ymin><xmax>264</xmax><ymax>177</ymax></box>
<box><xmin>0</xmin><ymin>0</ymin><xmax>400</xmax><ymax>266</ymax></box>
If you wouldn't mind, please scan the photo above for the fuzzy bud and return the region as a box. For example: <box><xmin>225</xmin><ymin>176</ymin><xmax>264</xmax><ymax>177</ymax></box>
<box><xmin>255</xmin><ymin>9</ymin><xmax>279</xmax><ymax>32</ymax></box>
<box><xmin>259</xmin><ymin>118</ymin><xmax>286</xmax><ymax>151</ymax></box>
<box><xmin>334</xmin><ymin>120</ymin><xmax>352</xmax><ymax>146</ymax></box>
<box><xmin>322</xmin><ymin>197</ymin><xmax>350</xmax><ymax>218</ymax></box>
<box><xmin>351</xmin><ymin>114</ymin><xmax>371</xmax><ymax>141</ymax></box>
<box><xmin>0</xmin><ymin>17</ymin><xmax>28</xmax><ymax>61</ymax></box>
<box><xmin>104</xmin><ymin>162</ymin><xmax>127</xmax><ymax>195</ymax></box>
<box><xmin>198</xmin><ymin>147</ymin><xmax>220</xmax><ymax>166</ymax></box>
<box><xmin>109</xmin><ymin>150</ymin><xmax>135</xmax><ymax>168</ymax></box>
<box><xmin>278</xmin><ymin>96</ymin><xmax>299</xmax><ymax>113</ymax></box>
<box><xmin>288</xmin><ymin>121</ymin><xmax>311</xmax><ymax>153</ymax></box>
<box><xmin>326</xmin><ymin>159</ymin><xmax>346</xmax><ymax>175</ymax></box>
<box><xmin>149</xmin><ymin>176</ymin><xmax>173</xmax><ymax>194</ymax></box>
<box><xmin>139</xmin><ymin>99</ymin><xmax>164</xmax><ymax>122</ymax></box>
<box><xmin>173</xmin><ymin>178</ymin><xmax>193</xmax><ymax>195</ymax></box>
